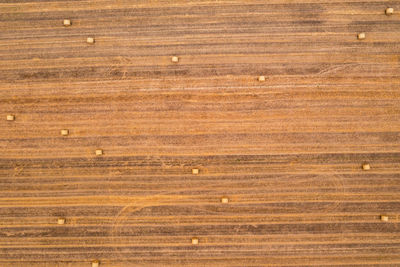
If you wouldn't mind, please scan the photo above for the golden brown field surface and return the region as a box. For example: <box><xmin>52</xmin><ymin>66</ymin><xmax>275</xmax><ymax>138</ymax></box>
<box><xmin>0</xmin><ymin>0</ymin><xmax>400</xmax><ymax>266</ymax></box>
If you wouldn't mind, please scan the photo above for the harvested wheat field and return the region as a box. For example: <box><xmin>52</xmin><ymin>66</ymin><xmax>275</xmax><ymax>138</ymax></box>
<box><xmin>1</xmin><ymin>0</ymin><xmax>400</xmax><ymax>266</ymax></box>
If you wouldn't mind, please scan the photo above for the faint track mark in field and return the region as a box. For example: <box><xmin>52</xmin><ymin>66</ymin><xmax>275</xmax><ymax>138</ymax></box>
<box><xmin>316</xmin><ymin>63</ymin><xmax>356</xmax><ymax>76</ymax></box>
<box><xmin>110</xmin><ymin>203</ymin><xmax>151</xmax><ymax>261</ymax></box>
<box><xmin>13</xmin><ymin>165</ymin><xmax>24</xmax><ymax>177</ymax></box>
<box><xmin>109</xmin><ymin>188</ymin><xmax>190</xmax><ymax>260</ymax></box>
<box><xmin>312</xmin><ymin>172</ymin><xmax>346</xmax><ymax>213</ymax></box>
<box><xmin>106</xmin><ymin>56</ymin><xmax>130</xmax><ymax>80</ymax></box>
